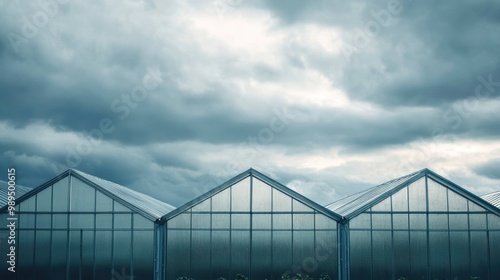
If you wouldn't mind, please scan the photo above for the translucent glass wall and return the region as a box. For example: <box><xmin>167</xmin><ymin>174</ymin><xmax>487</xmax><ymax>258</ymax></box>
<box><xmin>0</xmin><ymin>175</ymin><xmax>156</xmax><ymax>280</ymax></box>
<box><xmin>165</xmin><ymin>176</ymin><xmax>338</xmax><ymax>280</ymax></box>
<box><xmin>349</xmin><ymin>177</ymin><xmax>500</xmax><ymax>279</ymax></box>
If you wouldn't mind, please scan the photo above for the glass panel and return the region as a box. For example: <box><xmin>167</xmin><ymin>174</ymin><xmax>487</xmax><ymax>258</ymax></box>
<box><xmin>212</xmin><ymin>213</ymin><xmax>230</xmax><ymax>229</ymax></box>
<box><xmin>34</xmin><ymin>230</ymin><xmax>51</xmax><ymax>276</ymax></box>
<box><xmin>409</xmin><ymin>231</ymin><xmax>427</xmax><ymax>279</ymax></box>
<box><xmin>469</xmin><ymin>213</ymin><xmax>487</xmax><ymax>229</ymax></box>
<box><xmin>350</xmin><ymin>230</ymin><xmax>371</xmax><ymax>278</ymax></box>
<box><xmin>428</xmin><ymin>214</ymin><xmax>448</xmax><ymax>230</ymax></box>
<box><xmin>349</xmin><ymin>213</ymin><xmax>371</xmax><ymax>229</ymax></box>
<box><xmin>252</xmin><ymin>178</ymin><xmax>272</xmax><ymax>212</ymax></box>
<box><xmin>468</xmin><ymin>200</ymin><xmax>486</xmax><ymax>212</ymax></box>
<box><xmin>114</xmin><ymin>213</ymin><xmax>132</xmax><ymax>229</ymax></box>
<box><xmin>211</xmin><ymin>230</ymin><xmax>230</xmax><ymax>279</ymax></box>
<box><xmin>488</xmin><ymin>213</ymin><xmax>500</xmax><ymax>229</ymax></box>
<box><xmin>52</xmin><ymin>177</ymin><xmax>69</xmax><ymax>211</ymax></box>
<box><xmin>371</xmin><ymin>214</ymin><xmax>391</xmax><ymax>230</ymax></box>
<box><xmin>449</xmin><ymin>214</ymin><xmax>468</xmax><ymax>230</ymax></box>
<box><xmin>409</xmin><ymin>214</ymin><xmax>427</xmax><ymax>230</ymax></box>
<box><xmin>191</xmin><ymin>230</ymin><xmax>211</xmax><ymax>279</ymax></box>
<box><xmin>489</xmin><ymin>231</ymin><xmax>500</xmax><ymax>278</ymax></box>
<box><xmin>372</xmin><ymin>197</ymin><xmax>391</xmax><ymax>211</ymax></box>
<box><xmin>251</xmin><ymin>231</ymin><xmax>272</xmax><ymax>279</ymax></box>
<box><xmin>18</xmin><ymin>230</ymin><xmax>35</xmax><ymax>274</ymax></box>
<box><xmin>113</xmin><ymin>231</ymin><xmax>132</xmax><ymax>277</ymax></box>
<box><xmin>133</xmin><ymin>214</ymin><xmax>153</xmax><ymax>229</ymax></box>
<box><xmin>96</xmin><ymin>191</ymin><xmax>113</xmax><ymax>211</ymax></box>
<box><xmin>192</xmin><ymin>198</ymin><xmax>211</xmax><ymax>212</ymax></box>
<box><xmin>393</xmin><ymin>231</ymin><xmax>410</xmax><ymax>278</ymax></box>
<box><xmin>273</xmin><ymin>213</ymin><xmax>291</xmax><ymax>229</ymax></box>
<box><xmin>96</xmin><ymin>214</ymin><xmax>113</xmax><ymax>229</ymax></box>
<box><xmin>252</xmin><ymin>214</ymin><xmax>271</xmax><ymax>229</ymax></box>
<box><xmin>95</xmin><ymin>230</ymin><xmax>112</xmax><ymax>278</ymax></box>
<box><xmin>429</xmin><ymin>231</ymin><xmax>450</xmax><ymax>279</ymax></box>
<box><xmin>212</xmin><ymin>188</ymin><xmax>230</xmax><ymax>212</ymax></box>
<box><xmin>20</xmin><ymin>213</ymin><xmax>35</xmax><ymax>228</ymax></box>
<box><xmin>450</xmin><ymin>231</ymin><xmax>469</xmax><ymax>278</ymax></box>
<box><xmin>273</xmin><ymin>231</ymin><xmax>292</xmax><ymax>278</ymax></box>
<box><xmin>113</xmin><ymin>201</ymin><xmax>130</xmax><ymax>212</ymax></box>
<box><xmin>273</xmin><ymin>189</ymin><xmax>291</xmax><ymax>212</ymax></box>
<box><xmin>315</xmin><ymin>230</ymin><xmax>338</xmax><ymax>278</ymax></box>
<box><xmin>231</xmin><ymin>214</ymin><xmax>250</xmax><ymax>229</ymax></box>
<box><xmin>231</xmin><ymin>177</ymin><xmax>251</xmax><ymax>211</ymax></box>
<box><xmin>408</xmin><ymin>178</ymin><xmax>427</xmax><ymax>211</ymax></box>
<box><xmin>51</xmin><ymin>230</ymin><xmax>68</xmax><ymax>277</ymax></box>
<box><xmin>391</xmin><ymin>186</ymin><xmax>408</xmax><ymax>211</ymax></box>
<box><xmin>166</xmin><ymin>230</ymin><xmax>190</xmax><ymax>280</ymax></box>
<box><xmin>231</xmin><ymin>230</ymin><xmax>250</xmax><ymax>276</ymax></box>
<box><xmin>292</xmin><ymin>231</ymin><xmax>315</xmax><ymax>274</ymax></box>
<box><xmin>393</xmin><ymin>213</ymin><xmax>408</xmax><ymax>230</ymax></box>
<box><xmin>53</xmin><ymin>213</ymin><xmax>68</xmax><ymax>229</ymax></box>
<box><xmin>70</xmin><ymin>177</ymin><xmax>96</xmax><ymax>212</ymax></box>
<box><xmin>133</xmin><ymin>230</ymin><xmax>154</xmax><ymax>280</ymax></box>
<box><xmin>428</xmin><ymin>179</ymin><xmax>448</xmax><ymax>211</ymax></box>
<box><xmin>36</xmin><ymin>186</ymin><xmax>52</xmax><ymax>211</ymax></box>
<box><xmin>372</xmin><ymin>231</ymin><xmax>392</xmax><ymax>279</ymax></box>
<box><xmin>293</xmin><ymin>199</ymin><xmax>313</xmax><ymax>212</ymax></box>
<box><xmin>315</xmin><ymin>213</ymin><xmax>337</xmax><ymax>230</ymax></box>
<box><xmin>192</xmin><ymin>213</ymin><xmax>211</xmax><ymax>229</ymax></box>
<box><xmin>447</xmin><ymin>189</ymin><xmax>468</xmax><ymax>211</ymax></box>
<box><xmin>20</xmin><ymin>195</ymin><xmax>36</xmax><ymax>212</ymax></box>
<box><xmin>36</xmin><ymin>214</ymin><xmax>51</xmax><ymax>229</ymax></box>
<box><xmin>470</xmin><ymin>231</ymin><xmax>488</xmax><ymax>279</ymax></box>
<box><xmin>168</xmin><ymin>213</ymin><xmax>191</xmax><ymax>229</ymax></box>
<box><xmin>293</xmin><ymin>213</ymin><xmax>314</xmax><ymax>230</ymax></box>
<box><xmin>81</xmin><ymin>230</ymin><xmax>94</xmax><ymax>279</ymax></box>
<box><xmin>70</xmin><ymin>214</ymin><xmax>94</xmax><ymax>229</ymax></box>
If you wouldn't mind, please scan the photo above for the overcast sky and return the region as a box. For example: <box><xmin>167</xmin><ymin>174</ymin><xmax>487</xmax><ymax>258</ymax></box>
<box><xmin>1</xmin><ymin>0</ymin><xmax>499</xmax><ymax>207</ymax></box>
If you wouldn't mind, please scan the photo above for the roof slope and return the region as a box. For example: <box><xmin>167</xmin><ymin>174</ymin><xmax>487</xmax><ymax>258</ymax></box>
<box><xmin>0</xmin><ymin>180</ymin><xmax>31</xmax><ymax>208</ymax></box>
<box><xmin>71</xmin><ymin>169</ymin><xmax>175</xmax><ymax>220</ymax></box>
<box><xmin>1</xmin><ymin>169</ymin><xmax>175</xmax><ymax>221</ymax></box>
<box><xmin>325</xmin><ymin>169</ymin><xmax>424</xmax><ymax>218</ymax></box>
<box><xmin>326</xmin><ymin>168</ymin><xmax>500</xmax><ymax>219</ymax></box>
<box><xmin>482</xmin><ymin>191</ymin><xmax>500</xmax><ymax>208</ymax></box>
<box><xmin>162</xmin><ymin>168</ymin><xmax>342</xmax><ymax>222</ymax></box>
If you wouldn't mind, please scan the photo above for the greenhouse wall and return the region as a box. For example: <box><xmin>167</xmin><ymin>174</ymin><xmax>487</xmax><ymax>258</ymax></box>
<box><xmin>0</xmin><ymin>174</ymin><xmax>157</xmax><ymax>280</ymax></box>
<box><xmin>163</xmin><ymin>174</ymin><xmax>339</xmax><ymax>280</ymax></box>
<box><xmin>348</xmin><ymin>176</ymin><xmax>500</xmax><ymax>280</ymax></box>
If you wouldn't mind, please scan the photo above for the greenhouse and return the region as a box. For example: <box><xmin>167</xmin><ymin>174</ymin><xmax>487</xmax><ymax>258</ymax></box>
<box><xmin>1</xmin><ymin>168</ymin><xmax>499</xmax><ymax>280</ymax></box>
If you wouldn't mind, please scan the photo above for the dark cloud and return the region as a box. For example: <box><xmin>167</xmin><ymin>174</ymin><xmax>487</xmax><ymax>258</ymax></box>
<box><xmin>474</xmin><ymin>160</ymin><xmax>500</xmax><ymax>180</ymax></box>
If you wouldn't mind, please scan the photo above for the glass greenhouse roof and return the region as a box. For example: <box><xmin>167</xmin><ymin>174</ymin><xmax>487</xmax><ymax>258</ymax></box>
<box><xmin>0</xmin><ymin>180</ymin><xmax>31</xmax><ymax>208</ymax></box>
<box><xmin>482</xmin><ymin>191</ymin><xmax>500</xmax><ymax>208</ymax></box>
<box><xmin>72</xmin><ymin>169</ymin><xmax>176</xmax><ymax>220</ymax></box>
<box><xmin>325</xmin><ymin>169</ymin><xmax>424</xmax><ymax>218</ymax></box>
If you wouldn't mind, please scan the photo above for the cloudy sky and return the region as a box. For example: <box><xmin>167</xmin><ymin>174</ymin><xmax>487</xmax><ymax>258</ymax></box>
<box><xmin>1</xmin><ymin>0</ymin><xmax>499</xmax><ymax>207</ymax></box>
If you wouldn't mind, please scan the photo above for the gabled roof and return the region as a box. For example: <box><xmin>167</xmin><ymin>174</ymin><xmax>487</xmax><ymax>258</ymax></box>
<box><xmin>162</xmin><ymin>168</ymin><xmax>343</xmax><ymax>222</ymax></box>
<box><xmin>72</xmin><ymin>169</ymin><xmax>175</xmax><ymax>220</ymax></box>
<box><xmin>325</xmin><ymin>169</ymin><xmax>424</xmax><ymax>218</ymax></box>
<box><xmin>325</xmin><ymin>168</ymin><xmax>500</xmax><ymax>219</ymax></box>
<box><xmin>0</xmin><ymin>169</ymin><xmax>175</xmax><ymax>221</ymax></box>
<box><xmin>482</xmin><ymin>191</ymin><xmax>500</xmax><ymax>208</ymax></box>
<box><xmin>0</xmin><ymin>180</ymin><xmax>31</xmax><ymax>208</ymax></box>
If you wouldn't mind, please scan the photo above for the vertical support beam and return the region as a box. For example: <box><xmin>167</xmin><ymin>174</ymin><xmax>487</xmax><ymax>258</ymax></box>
<box><xmin>338</xmin><ymin>221</ymin><xmax>350</xmax><ymax>280</ymax></box>
<box><xmin>154</xmin><ymin>221</ymin><xmax>165</xmax><ymax>280</ymax></box>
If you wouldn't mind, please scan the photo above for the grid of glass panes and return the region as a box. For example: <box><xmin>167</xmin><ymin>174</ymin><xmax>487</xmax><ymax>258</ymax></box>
<box><xmin>349</xmin><ymin>176</ymin><xmax>500</xmax><ymax>280</ymax></box>
<box><xmin>0</xmin><ymin>175</ymin><xmax>155</xmax><ymax>280</ymax></box>
<box><xmin>165</xmin><ymin>175</ymin><xmax>338</xmax><ymax>280</ymax></box>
